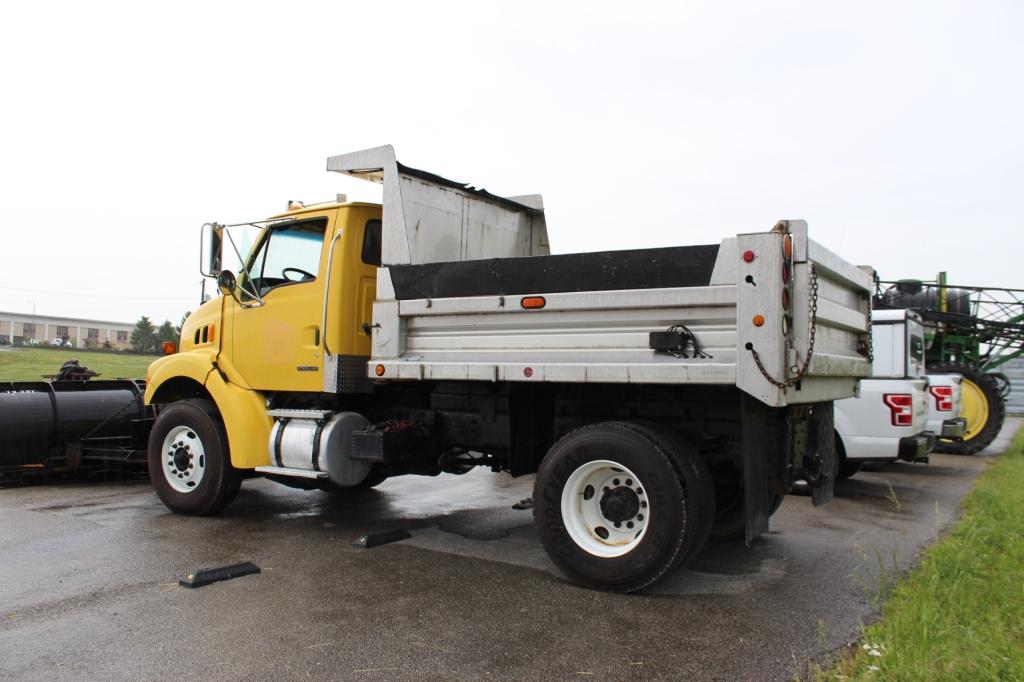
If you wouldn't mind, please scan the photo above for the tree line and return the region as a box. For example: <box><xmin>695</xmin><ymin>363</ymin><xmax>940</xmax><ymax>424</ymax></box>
<box><xmin>129</xmin><ymin>312</ymin><xmax>190</xmax><ymax>354</ymax></box>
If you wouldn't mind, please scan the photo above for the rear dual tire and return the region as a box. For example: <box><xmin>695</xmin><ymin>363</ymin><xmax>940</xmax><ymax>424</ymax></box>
<box><xmin>533</xmin><ymin>422</ymin><xmax>713</xmax><ymax>593</ymax></box>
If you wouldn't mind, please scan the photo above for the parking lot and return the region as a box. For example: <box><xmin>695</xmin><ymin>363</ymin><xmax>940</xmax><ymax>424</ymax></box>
<box><xmin>0</xmin><ymin>419</ymin><xmax>1017</xmax><ymax>681</ymax></box>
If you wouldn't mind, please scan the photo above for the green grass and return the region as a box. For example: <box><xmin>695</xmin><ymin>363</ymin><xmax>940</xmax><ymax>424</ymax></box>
<box><xmin>815</xmin><ymin>427</ymin><xmax>1024</xmax><ymax>681</ymax></box>
<box><xmin>0</xmin><ymin>347</ymin><xmax>155</xmax><ymax>381</ymax></box>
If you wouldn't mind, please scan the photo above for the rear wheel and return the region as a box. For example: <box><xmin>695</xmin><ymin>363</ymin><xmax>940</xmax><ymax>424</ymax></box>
<box><xmin>835</xmin><ymin>437</ymin><xmax>860</xmax><ymax>481</ymax></box>
<box><xmin>147</xmin><ymin>400</ymin><xmax>241</xmax><ymax>515</ymax></box>
<box><xmin>533</xmin><ymin>421</ymin><xmax>710</xmax><ymax>592</ymax></box>
<box><xmin>930</xmin><ymin>362</ymin><xmax>1005</xmax><ymax>455</ymax></box>
<box><xmin>638</xmin><ymin>426</ymin><xmax>715</xmax><ymax>567</ymax></box>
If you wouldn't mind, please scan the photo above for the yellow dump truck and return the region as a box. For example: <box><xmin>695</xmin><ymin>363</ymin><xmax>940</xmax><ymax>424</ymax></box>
<box><xmin>144</xmin><ymin>145</ymin><xmax>873</xmax><ymax>592</ymax></box>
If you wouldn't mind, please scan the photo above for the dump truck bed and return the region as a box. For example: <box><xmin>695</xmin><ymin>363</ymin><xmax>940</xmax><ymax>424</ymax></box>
<box><xmin>369</xmin><ymin>224</ymin><xmax>872</xmax><ymax>407</ymax></box>
<box><xmin>326</xmin><ymin>146</ymin><xmax>872</xmax><ymax>408</ymax></box>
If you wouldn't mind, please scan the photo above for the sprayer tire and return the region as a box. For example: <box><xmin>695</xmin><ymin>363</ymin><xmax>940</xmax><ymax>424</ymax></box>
<box><xmin>929</xmin><ymin>362</ymin><xmax>1005</xmax><ymax>455</ymax></box>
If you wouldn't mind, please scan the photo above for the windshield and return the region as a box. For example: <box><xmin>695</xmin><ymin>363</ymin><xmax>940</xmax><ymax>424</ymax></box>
<box><xmin>240</xmin><ymin>218</ymin><xmax>327</xmax><ymax>298</ymax></box>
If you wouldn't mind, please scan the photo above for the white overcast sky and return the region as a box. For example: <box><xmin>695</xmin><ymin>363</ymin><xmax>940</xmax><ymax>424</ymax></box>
<box><xmin>1</xmin><ymin>1</ymin><xmax>1021</xmax><ymax>325</ymax></box>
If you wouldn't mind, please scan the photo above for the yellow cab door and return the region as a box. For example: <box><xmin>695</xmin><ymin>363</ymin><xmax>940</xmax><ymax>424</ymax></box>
<box><xmin>320</xmin><ymin>206</ymin><xmax>381</xmax><ymax>390</ymax></box>
<box><xmin>230</xmin><ymin>210</ymin><xmax>336</xmax><ymax>392</ymax></box>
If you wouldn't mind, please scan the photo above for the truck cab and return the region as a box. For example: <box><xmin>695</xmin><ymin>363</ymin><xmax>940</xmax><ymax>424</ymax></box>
<box><xmin>833</xmin><ymin>309</ymin><xmax>934</xmax><ymax>479</ymax></box>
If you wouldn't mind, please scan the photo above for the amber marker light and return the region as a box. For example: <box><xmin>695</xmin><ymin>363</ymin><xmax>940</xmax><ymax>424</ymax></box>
<box><xmin>162</xmin><ymin>341</ymin><xmax>177</xmax><ymax>355</ymax></box>
<box><xmin>374</xmin><ymin>364</ymin><xmax>386</xmax><ymax>377</ymax></box>
<box><xmin>752</xmin><ymin>314</ymin><xmax>766</xmax><ymax>327</ymax></box>
<box><xmin>521</xmin><ymin>296</ymin><xmax>546</xmax><ymax>309</ymax></box>
<box><xmin>783</xmin><ymin>234</ymin><xmax>793</xmax><ymax>259</ymax></box>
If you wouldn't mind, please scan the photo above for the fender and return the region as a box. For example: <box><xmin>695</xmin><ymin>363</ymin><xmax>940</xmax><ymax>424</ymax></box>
<box><xmin>145</xmin><ymin>352</ymin><xmax>272</xmax><ymax>469</ymax></box>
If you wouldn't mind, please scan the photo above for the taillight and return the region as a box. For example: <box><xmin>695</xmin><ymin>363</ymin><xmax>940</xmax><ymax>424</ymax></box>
<box><xmin>929</xmin><ymin>386</ymin><xmax>953</xmax><ymax>412</ymax></box>
<box><xmin>883</xmin><ymin>393</ymin><xmax>914</xmax><ymax>426</ymax></box>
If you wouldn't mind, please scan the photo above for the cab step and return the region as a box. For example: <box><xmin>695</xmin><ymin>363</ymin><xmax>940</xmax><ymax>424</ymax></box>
<box><xmin>254</xmin><ymin>465</ymin><xmax>328</xmax><ymax>479</ymax></box>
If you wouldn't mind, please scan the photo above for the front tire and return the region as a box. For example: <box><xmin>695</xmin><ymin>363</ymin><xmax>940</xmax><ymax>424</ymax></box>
<box><xmin>533</xmin><ymin>421</ymin><xmax>709</xmax><ymax>593</ymax></box>
<box><xmin>147</xmin><ymin>400</ymin><xmax>241</xmax><ymax>516</ymax></box>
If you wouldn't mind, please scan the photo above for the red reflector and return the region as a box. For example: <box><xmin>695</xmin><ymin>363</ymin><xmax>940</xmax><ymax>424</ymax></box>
<box><xmin>782</xmin><ymin>289</ymin><xmax>790</xmax><ymax>311</ymax></box>
<box><xmin>929</xmin><ymin>386</ymin><xmax>953</xmax><ymax>411</ymax></box>
<box><xmin>883</xmin><ymin>393</ymin><xmax>914</xmax><ymax>426</ymax></box>
<box><xmin>523</xmin><ymin>367</ymin><xmax>534</xmax><ymax>377</ymax></box>
<box><xmin>782</xmin><ymin>263</ymin><xmax>790</xmax><ymax>285</ymax></box>
<box><xmin>521</xmin><ymin>296</ymin><xmax>546</xmax><ymax>309</ymax></box>
<box><xmin>742</xmin><ymin>250</ymin><xmax>756</xmax><ymax>263</ymax></box>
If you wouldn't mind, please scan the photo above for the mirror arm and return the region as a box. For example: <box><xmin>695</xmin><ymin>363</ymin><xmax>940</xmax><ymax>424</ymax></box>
<box><xmin>223</xmin><ymin>229</ymin><xmax>263</xmax><ymax>305</ymax></box>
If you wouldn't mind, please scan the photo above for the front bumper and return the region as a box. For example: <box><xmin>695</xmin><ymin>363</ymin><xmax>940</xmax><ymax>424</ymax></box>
<box><xmin>898</xmin><ymin>433</ymin><xmax>935</xmax><ymax>463</ymax></box>
<box><xmin>940</xmin><ymin>417</ymin><xmax>967</xmax><ymax>441</ymax></box>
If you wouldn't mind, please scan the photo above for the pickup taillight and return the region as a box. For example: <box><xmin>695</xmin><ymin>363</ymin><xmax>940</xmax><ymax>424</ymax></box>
<box><xmin>883</xmin><ymin>393</ymin><xmax>914</xmax><ymax>426</ymax></box>
<box><xmin>929</xmin><ymin>386</ymin><xmax>953</xmax><ymax>412</ymax></box>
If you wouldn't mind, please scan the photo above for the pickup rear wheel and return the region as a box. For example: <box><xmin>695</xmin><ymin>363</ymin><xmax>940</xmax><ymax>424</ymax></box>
<box><xmin>835</xmin><ymin>437</ymin><xmax>860</xmax><ymax>481</ymax></box>
<box><xmin>533</xmin><ymin>421</ymin><xmax>709</xmax><ymax>593</ymax></box>
<box><xmin>148</xmin><ymin>400</ymin><xmax>241</xmax><ymax>516</ymax></box>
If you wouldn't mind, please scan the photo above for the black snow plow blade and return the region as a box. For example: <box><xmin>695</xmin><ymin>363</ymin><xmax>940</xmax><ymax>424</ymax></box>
<box><xmin>0</xmin><ymin>379</ymin><xmax>152</xmax><ymax>480</ymax></box>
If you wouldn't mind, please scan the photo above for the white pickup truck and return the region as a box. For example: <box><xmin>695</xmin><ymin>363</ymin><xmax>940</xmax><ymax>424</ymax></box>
<box><xmin>834</xmin><ymin>309</ymin><xmax>935</xmax><ymax>479</ymax></box>
<box><xmin>925</xmin><ymin>373</ymin><xmax>967</xmax><ymax>444</ymax></box>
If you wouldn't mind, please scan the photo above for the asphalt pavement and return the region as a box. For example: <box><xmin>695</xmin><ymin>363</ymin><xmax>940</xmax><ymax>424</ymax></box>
<box><xmin>0</xmin><ymin>419</ymin><xmax>1019</xmax><ymax>681</ymax></box>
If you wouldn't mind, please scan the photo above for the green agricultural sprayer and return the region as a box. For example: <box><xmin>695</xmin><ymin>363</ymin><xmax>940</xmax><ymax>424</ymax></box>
<box><xmin>875</xmin><ymin>272</ymin><xmax>1024</xmax><ymax>454</ymax></box>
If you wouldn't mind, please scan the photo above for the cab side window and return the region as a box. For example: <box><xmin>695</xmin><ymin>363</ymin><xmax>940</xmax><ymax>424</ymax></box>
<box><xmin>245</xmin><ymin>218</ymin><xmax>327</xmax><ymax>297</ymax></box>
<box><xmin>362</xmin><ymin>219</ymin><xmax>382</xmax><ymax>266</ymax></box>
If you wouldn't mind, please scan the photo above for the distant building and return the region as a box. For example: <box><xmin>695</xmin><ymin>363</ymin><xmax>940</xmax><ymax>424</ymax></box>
<box><xmin>0</xmin><ymin>311</ymin><xmax>134</xmax><ymax>350</ymax></box>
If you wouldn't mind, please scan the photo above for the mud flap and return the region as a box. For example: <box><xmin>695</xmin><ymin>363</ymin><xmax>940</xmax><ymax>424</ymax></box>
<box><xmin>807</xmin><ymin>402</ymin><xmax>836</xmax><ymax>508</ymax></box>
<box><xmin>743</xmin><ymin>397</ymin><xmax>836</xmax><ymax>543</ymax></box>
<box><xmin>742</xmin><ymin>393</ymin><xmax>772</xmax><ymax>544</ymax></box>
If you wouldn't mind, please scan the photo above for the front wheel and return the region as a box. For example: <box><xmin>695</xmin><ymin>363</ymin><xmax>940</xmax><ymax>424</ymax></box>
<box><xmin>533</xmin><ymin>422</ymin><xmax>710</xmax><ymax>593</ymax></box>
<box><xmin>147</xmin><ymin>400</ymin><xmax>241</xmax><ymax>515</ymax></box>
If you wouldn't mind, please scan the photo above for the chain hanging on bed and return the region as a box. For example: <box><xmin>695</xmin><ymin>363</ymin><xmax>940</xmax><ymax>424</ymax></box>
<box><xmin>749</xmin><ymin>266</ymin><xmax>818</xmax><ymax>389</ymax></box>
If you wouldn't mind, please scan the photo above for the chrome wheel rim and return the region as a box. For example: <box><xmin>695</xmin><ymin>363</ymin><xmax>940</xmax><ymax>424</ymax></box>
<box><xmin>161</xmin><ymin>425</ymin><xmax>206</xmax><ymax>493</ymax></box>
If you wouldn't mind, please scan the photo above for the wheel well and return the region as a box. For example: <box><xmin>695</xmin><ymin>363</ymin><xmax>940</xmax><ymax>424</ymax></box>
<box><xmin>150</xmin><ymin>377</ymin><xmax>213</xmax><ymax>406</ymax></box>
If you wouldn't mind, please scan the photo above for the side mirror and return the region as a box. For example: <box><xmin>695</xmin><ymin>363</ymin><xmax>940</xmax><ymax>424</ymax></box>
<box><xmin>217</xmin><ymin>270</ymin><xmax>237</xmax><ymax>296</ymax></box>
<box><xmin>200</xmin><ymin>223</ymin><xmax>224</xmax><ymax>277</ymax></box>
